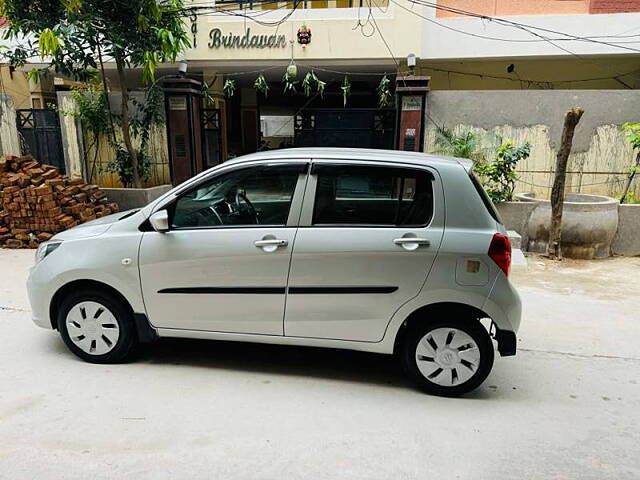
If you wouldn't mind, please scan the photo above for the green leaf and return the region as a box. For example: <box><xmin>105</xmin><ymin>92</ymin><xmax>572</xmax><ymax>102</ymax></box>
<box><xmin>137</xmin><ymin>14</ymin><xmax>150</xmax><ymax>31</ymax></box>
<box><xmin>282</xmin><ymin>71</ymin><xmax>298</xmax><ymax>95</ymax></box>
<box><xmin>38</xmin><ymin>29</ymin><xmax>60</xmax><ymax>57</ymax></box>
<box><xmin>60</xmin><ymin>0</ymin><xmax>82</xmax><ymax>13</ymax></box>
<box><xmin>254</xmin><ymin>74</ymin><xmax>269</xmax><ymax>97</ymax></box>
<box><xmin>142</xmin><ymin>51</ymin><xmax>158</xmax><ymax>83</ymax></box>
<box><xmin>377</xmin><ymin>75</ymin><xmax>391</xmax><ymax>108</ymax></box>
<box><xmin>316</xmin><ymin>78</ymin><xmax>326</xmax><ymax>98</ymax></box>
<box><xmin>473</xmin><ymin>140</ymin><xmax>531</xmax><ymax>203</ymax></box>
<box><xmin>223</xmin><ymin>79</ymin><xmax>236</xmax><ymax>98</ymax></box>
<box><xmin>302</xmin><ymin>72</ymin><xmax>314</xmax><ymax>97</ymax></box>
<box><xmin>148</xmin><ymin>0</ymin><xmax>161</xmax><ymax>21</ymax></box>
<box><xmin>341</xmin><ymin>76</ymin><xmax>351</xmax><ymax>107</ymax></box>
<box><xmin>622</xmin><ymin>122</ymin><xmax>640</xmax><ymax>149</ymax></box>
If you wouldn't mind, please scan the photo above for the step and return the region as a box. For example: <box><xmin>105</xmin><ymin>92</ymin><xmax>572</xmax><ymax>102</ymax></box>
<box><xmin>508</xmin><ymin>230</ymin><xmax>522</xmax><ymax>250</ymax></box>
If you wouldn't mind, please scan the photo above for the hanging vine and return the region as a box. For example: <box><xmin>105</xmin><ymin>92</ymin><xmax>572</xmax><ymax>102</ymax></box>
<box><xmin>282</xmin><ymin>70</ymin><xmax>298</xmax><ymax>95</ymax></box>
<box><xmin>254</xmin><ymin>73</ymin><xmax>269</xmax><ymax>97</ymax></box>
<box><xmin>301</xmin><ymin>71</ymin><xmax>326</xmax><ymax>98</ymax></box>
<box><xmin>301</xmin><ymin>71</ymin><xmax>314</xmax><ymax>97</ymax></box>
<box><xmin>377</xmin><ymin>75</ymin><xmax>392</xmax><ymax>107</ymax></box>
<box><xmin>223</xmin><ymin>79</ymin><xmax>236</xmax><ymax>98</ymax></box>
<box><xmin>341</xmin><ymin>76</ymin><xmax>351</xmax><ymax>107</ymax></box>
<box><xmin>316</xmin><ymin>77</ymin><xmax>326</xmax><ymax>98</ymax></box>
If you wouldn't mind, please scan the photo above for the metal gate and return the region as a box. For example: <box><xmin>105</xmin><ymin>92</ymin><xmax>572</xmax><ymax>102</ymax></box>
<box><xmin>294</xmin><ymin>108</ymin><xmax>395</xmax><ymax>150</ymax></box>
<box><xmin>16</xmin><ymin>109</ymin><xmax>66</xmax><ymax>174</ymax></box>
<box><xmin>202</xmin><ymin>108</ymin><xmax>222</xmax><ymax>168</ymax></box>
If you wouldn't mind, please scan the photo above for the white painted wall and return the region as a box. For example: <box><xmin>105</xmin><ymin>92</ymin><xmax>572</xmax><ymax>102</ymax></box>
<box><xmin>0</xmin><ymin>95</ymin><xmax>20</xmax><ymax>156</ymax></box>
<box><xmin>421</xmin><ymin>11</ymin><xmax>640</xmax><ymax>60</ymax></box>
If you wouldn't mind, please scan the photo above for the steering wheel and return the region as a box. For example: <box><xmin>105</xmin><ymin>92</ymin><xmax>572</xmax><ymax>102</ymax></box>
<box><xmin>186</xmin><ymin>201</ymin><xmax>225</xmax><ymax>226</ymax></box>
<box><xmin>235</xmin><ymin>190</ymin><xmax>259</xmax><ymax>224</ymax></box>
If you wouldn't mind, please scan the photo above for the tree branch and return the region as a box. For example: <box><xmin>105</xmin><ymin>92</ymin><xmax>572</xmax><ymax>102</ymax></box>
<box><xmin>547</xmin><ymin>107</ymin><xmax>584</xmax><ymax>260</ymax></box>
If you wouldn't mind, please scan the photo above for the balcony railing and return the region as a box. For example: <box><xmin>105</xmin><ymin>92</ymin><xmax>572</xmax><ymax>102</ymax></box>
<box><xmin>214</xmin><ymin>0</ymin><xmax>387</xmax><ymax>10</ymax></box>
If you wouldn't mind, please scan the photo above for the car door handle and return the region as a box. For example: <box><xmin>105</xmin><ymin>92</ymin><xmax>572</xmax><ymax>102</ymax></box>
<box><xmin>393</xmin><ymin>237</ymin><xmax>431</xmax><ymax>246</ymax></box>
<box><xmin>254</xmin><ymin>239</ymin><xmax>288</xmax><ymax>247</ymax></box>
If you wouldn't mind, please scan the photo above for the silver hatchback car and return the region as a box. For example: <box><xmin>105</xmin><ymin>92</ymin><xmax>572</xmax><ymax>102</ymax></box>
<box><xmin>28</xmin><ymin>148</ymin><xmax>521</xmax><ymax>396</ymax></box>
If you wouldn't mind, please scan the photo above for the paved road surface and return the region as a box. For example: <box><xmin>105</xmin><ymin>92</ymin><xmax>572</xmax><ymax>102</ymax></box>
<box><xmin>0</xmin><ymin>249</ymin><xmax>638</xmax><ymax>479</ymax></box>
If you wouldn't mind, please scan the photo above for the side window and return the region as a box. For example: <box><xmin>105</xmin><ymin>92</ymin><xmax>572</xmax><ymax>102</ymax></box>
<box><xmin>313</xmin><ymin>165</ymin><xmax>433</xmax><ymax>226</ymax></box>
<box><xmin>172</xmin><ymin>165</ymin><xmax>301</xmax><ymax>228</ymax></box>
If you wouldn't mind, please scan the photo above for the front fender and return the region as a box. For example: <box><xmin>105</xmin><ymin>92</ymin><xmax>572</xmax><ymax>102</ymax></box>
<box><xmin>27</xmin><ymin>232</ymin><xmax>145</xmax><ymax>329</ymax></box>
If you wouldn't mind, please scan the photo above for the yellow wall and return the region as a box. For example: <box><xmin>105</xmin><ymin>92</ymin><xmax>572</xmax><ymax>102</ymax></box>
<box><xmin>425</xmin><ymin>124</ymin><xmax>640</xmax><ymax>199</ymax></box>
<box><xmin>417</xmin><ymin>58</ymin><xmax>640</xmax><ymax>90</ymax></box>
<box><xmin>187</xmin><ymin>3</ymin><xmax>418</xmax><ymax>63</ymax></box>
<box><xmin>435</xmin><ymin>0</ymin><xmax>590</xmax><ymax>17</ymax></box>
<box><xmin>82</xmin><ymin>126</ymin><xmax>171</xmax><ymax>188</ymax></box>
<box><xmin>435</xmin><ymin>0</ymin><xmax>640</xmax><ymax>17</ymax></box>
<box><xmin>0</xmin><ymin>65</ymin><xmax>32</xmax><ymax>109</ymax></box>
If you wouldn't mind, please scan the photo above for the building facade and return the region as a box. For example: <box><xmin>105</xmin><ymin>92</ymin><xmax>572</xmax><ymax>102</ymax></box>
<box><xmin>176</xmin><ymin>0</ymin><xmax>640</xmax><ymax>160</ymax></box>
<box><xmin>2</xmin><ymin>1</ymin><xmax>640</xmax><ymax>195</ymax></box>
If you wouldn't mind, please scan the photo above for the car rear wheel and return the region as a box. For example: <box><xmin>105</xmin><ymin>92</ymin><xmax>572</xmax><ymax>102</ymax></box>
<box><xmin>57</xmin><ymin>289</ymin><xmax>137</xmax><ymax>364</ymax></box>
<box><xmin>401</xmin><ymin>317</ymin><xmax>494</xmax><ymax>397</ymax></box>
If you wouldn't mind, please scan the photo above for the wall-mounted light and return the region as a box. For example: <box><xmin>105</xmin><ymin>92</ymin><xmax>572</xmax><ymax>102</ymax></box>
<box><xmin>178</xmin><ymin>59</ymin><xmax>188</xmax><ymax>76</ymax></box>
<box><xmin>407</xmin><ymin>53</ymin><xmax>417</xmax><ymax>75</ymax></box>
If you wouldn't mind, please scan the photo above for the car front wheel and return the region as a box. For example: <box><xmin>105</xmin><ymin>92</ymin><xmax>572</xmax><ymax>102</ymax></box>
<box><xmin>401</xmin><ymin>317</ymin><xmax>494</xmax><ymax>397</ymax></box>
<box><xmin>57</xmin><ymin>289</ymin><xmax>137</xmax><ymax>364</ymax></box>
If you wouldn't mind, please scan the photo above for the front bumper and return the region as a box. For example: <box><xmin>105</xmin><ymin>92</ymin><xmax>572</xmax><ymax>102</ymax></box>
<box><xmin>27</xmin><ymin>264</ymin><xmax>54</xmax><ymax>330</ymax></box>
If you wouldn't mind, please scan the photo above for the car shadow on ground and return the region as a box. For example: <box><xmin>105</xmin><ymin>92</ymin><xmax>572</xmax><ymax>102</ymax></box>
<box><xmin>129</xmin><ymin>337</ymin><xmax>500</xmax><ymax>399</ymax></box>
<box><xmin>138</xmin><ymin>337</ymin><xmax>410</xmax><ymax>389</ymax></box>
<box><xmin>40</xmin><ymin>332</ymin><xmax>503</xmax><ymax>399</ymax></box>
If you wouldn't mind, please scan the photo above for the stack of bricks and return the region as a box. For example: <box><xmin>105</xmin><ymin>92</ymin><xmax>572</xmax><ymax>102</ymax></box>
<box><xmin>0</xmin><ymin>154</ymin><xmax>119</xmax><ymax>249</ymax></box>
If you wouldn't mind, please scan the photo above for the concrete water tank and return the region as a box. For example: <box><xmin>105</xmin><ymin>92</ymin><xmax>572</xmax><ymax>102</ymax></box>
<box><xmin>517</xmin><ymin>192</ymin><xmax>619</xmax><ymax>259</ymax></box>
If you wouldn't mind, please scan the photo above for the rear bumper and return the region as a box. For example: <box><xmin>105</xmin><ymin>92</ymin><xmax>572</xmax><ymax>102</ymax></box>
<box><xmin>482</xmin><ymin>273</ymin><xmax>521</xmax><ymax>333</ymax></box>
<box><xmin>482</xmin><ymin>272</ymin><xmax>521</xmax><ymax>356</ymax></box>
<box><xmin>494</xmin><ymin>328</ymin><xmax>517</xmax><ymax>356</ymax></box>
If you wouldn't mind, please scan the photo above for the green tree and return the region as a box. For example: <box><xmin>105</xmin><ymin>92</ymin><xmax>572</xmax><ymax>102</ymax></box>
<box><xmin>620</xmin><ymin>122</ymin><xmax>640</xmax><ymax>204</ymax></box>
<box><xmin>475</xmin><ymin>141</ymin><xmax>531</xmax><ymax>203</ymax></box>
<box><xmin>0</xmin><ymin>0</ymin><xmax>190</xmax><ymax>187</ymax></box>
<box><xmin>433</xmin><ymin>125</ymin><xmax>485</xmax><ymax>162</ymax></box>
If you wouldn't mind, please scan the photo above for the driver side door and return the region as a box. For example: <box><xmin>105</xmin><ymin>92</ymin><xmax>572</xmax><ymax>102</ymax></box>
<box><xmin>139</xmin><ymin>162</ymin><xmax>308</xmax><ymax>335</ymax></box>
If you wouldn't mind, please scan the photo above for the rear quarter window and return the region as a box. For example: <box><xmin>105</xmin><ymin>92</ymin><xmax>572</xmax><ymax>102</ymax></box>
<box><xmin>468</xmin><ymin>172</ymin><xmax>503</xmax><ymax>224</ymax></box>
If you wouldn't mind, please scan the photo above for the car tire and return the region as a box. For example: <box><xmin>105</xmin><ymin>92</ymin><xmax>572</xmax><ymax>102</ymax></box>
<box><xmin>57</xmin><ymin>289</ymin><xmax>137</xmax><ymax>364</ymax></box>
<box><xmin>401</xmin><ymin>316</ymin><xmax>494</xmax><ymax>397</ymax></box>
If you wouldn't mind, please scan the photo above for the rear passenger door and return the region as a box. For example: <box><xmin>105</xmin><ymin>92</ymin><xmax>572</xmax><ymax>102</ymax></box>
<box><xmin>284</xmin><ymin>161</ymin><xmax>445</xmax><ymax>342</ymax></box>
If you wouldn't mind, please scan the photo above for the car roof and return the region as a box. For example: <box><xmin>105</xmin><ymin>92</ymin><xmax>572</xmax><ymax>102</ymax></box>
<box><xmin>224</xmin><ymin>148</ymin><xmax>473</xmax><ymax>171</ymax></box>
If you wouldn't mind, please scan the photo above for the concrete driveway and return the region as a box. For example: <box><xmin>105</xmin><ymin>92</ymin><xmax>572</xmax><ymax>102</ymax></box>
<box><xmin>0</xmin><ymin>249</ymin><xmax>639</xmax><ymax>479</ymax></box>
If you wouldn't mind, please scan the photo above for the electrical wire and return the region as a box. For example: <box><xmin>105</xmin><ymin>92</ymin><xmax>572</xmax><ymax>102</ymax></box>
<box><xmin>199</xmin><ymin>61</ymin><xmax>640</xmax><ymax>87</ymax></box>
<box><xmin>390</xmin><ymin>0</ymin><xmax>640</xmax><ymax>83</ymax></box>
<box><xmin>186</xmin><ymin>0</ymin><xmax>303</xmax><ymax>26</ymax></box>
<box><xmin>183</xmin><ymin>0</ymin><xmax>640</xmax><ymax>86</ymax></box>
<box><xmin>408</xmin><ymin>2</ymin><xmax>640</xmax><ymax>44</ymax></box>
<box><xmin>517</xmin><ymin>175</ymin><xmax>629</xmax><ymax>189</ymax></box>
<box><xmin>188</xmin><ymin>0</ymin><xmax>640</xmax><ymax>45</ymax></box>
<box><xmin>407</xmin><ymin>0</ymin><xmax>640</xmax><ymax>53</ymax></box>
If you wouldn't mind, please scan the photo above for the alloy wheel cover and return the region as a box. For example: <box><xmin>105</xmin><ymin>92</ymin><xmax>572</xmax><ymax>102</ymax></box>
<box><xmin>415</xmin><ymin>327</ymin><xmax>481</xmax><ymax>387</ymax></box>
<box><xmin>66</xmin><ymin>301</ymin><xmax>120</xmax><ymax>355</ymax></box>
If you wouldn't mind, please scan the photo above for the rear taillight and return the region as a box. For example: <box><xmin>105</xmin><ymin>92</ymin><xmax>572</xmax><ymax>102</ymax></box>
<box><xmin>488</xmin><ymin>233</ymin><xmax>511</xmax><ymax>276</ymax></box>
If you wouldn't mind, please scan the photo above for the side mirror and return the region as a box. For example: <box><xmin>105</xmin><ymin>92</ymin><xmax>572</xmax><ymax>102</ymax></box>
<box><xmin>149</xmin><ymin>210</ymin><xmax>170</xmax><ymax>233</ymax></box>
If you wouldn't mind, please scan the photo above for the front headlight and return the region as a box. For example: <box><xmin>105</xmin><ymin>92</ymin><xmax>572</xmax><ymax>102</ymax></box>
<box><xmin>35</xmin><ymin>241</ymin><xmax>63</xmax><ymax>264</ymax></box>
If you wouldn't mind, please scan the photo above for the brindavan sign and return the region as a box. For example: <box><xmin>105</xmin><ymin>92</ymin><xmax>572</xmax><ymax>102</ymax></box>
<box><xmin>209</xmin><ymin>28</ymin><xmax>287</xmax><ymax>49</ymax></box>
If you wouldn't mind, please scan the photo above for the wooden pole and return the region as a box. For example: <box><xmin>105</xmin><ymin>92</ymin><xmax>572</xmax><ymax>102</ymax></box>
<box><xmin>547</xmin><ymin>107</ymin><xmax>584</xmax><ymax>260</ymax></box>
<box><xmin>619</xmin><ymin>150</ymin><xmax>640</xmax><ymax>204</ymax></box>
